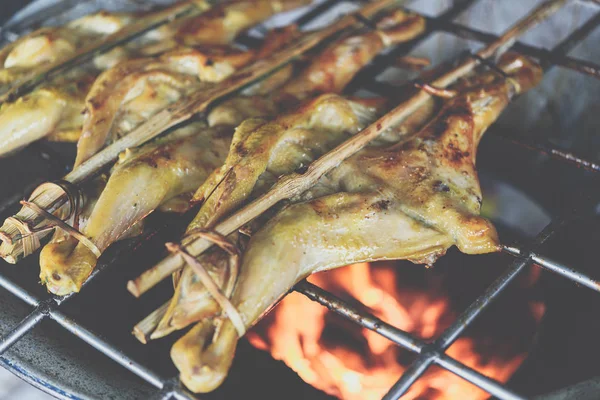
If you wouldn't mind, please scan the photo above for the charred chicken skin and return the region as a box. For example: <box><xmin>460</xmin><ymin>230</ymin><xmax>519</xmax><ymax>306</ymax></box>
<box><xmin>168</xmin><ymin>54</ymin><xmax>543</xmax><ymax>393</ymax></box>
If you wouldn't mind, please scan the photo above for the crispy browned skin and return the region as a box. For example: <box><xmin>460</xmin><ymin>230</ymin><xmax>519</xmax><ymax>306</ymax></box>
<box><xmin>277</xmin><ymin>9</ymin><xmax>425</xmax><ymax>103</ymax></box>
<box><xmin>174</xmin><ymin>0</ymin><xmax>311</xmax><ymax>46</ymax></box>
<box><xmin>169</xmin><ymin>54</ymin><xmax>543</xmax><ymax>393</ymax></box>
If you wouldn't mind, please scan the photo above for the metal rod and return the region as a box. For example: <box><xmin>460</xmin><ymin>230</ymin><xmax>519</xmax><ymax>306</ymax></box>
<box><xmin>49</xmin><ymin>308</ymin><xmax>166</xmax><ymax>390</ymax></box>
<box><xmin>383</xmin><ymin>215</ymin><xmax>569</xmax><ymax>399</ymax></box>
<box><xmin>430</xmin><ymin>12</ymin><xmax>600</xmax><ymax>79</ymax></box>
<box><xmin>503</xmin><ymin>245</ymin><xmax>600</xmax><ymax>292</ymax></box>
<box><xmin>0</xmin><ymin>269</ymin><xmax>171</xmax><ymax>392</ymax></box>
<box><xmin>435</xmin><ymin>355</ymin><xmax>526</xmax><ymax>400</ymax></box>
<box><xmin>295</xmin><ymin>281</ymin><xmax>422</xmax><ymax>353</ymax></box>
<box><xmin>0</xmin><ymin>273</ymin><xmax>39</xmax><ymax>307</ymax></box>
<box><xmin>295</xmin><ymin>281</ymin><xmax>526</xmax><ymax>400</ymax></box>
<box><xmin>490</xmin><ymin>132</ymin><xmax>600</xmax><ymax>173</ymax></box>
<box><xmin>0</xmin><ymin>309</ymin><xmax>45</xmax><ymax>354</ymax></box>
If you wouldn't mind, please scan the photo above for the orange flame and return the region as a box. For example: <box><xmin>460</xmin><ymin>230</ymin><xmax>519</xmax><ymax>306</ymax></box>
<box><xmin>248</xmin><ymin>262</ymin><xmax>544</xmax><ymax>399</ymax></box>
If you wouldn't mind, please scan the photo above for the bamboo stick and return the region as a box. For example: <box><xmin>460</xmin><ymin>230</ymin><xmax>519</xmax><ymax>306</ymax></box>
<box><xmin>132</xmin><ymin>301</ymin><xmax>170</xmax><ymax>344</ymax></box>
<box><xmin>128</xmin><ymin>0</ymin><xmax>569</xmax><ymax>297</ymax></box>
<box><xmin>0</xmin><ymin>0</ymin><xmax>400</xmax><ymax>263</ymax></box>
<box><xmin>0</xmin><ymin>0</ymin><xmax>212</xmax><ymax>103</ymax></box>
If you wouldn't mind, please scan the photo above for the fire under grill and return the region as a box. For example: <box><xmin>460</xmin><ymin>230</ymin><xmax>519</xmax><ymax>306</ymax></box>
<box><xmin>0</xmin><ymin>0</ymin><xmax>598</xmax><ymax>399</ymax></box>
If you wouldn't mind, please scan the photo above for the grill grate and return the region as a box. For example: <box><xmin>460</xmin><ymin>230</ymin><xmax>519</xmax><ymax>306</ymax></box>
<box><xmin>0</xmin><ymin>1</ymin><xmax>599</xmax><ymax>399</ymax></box>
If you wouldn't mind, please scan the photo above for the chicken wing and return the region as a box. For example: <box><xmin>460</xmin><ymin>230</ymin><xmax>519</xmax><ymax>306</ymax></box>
<box><xmin>170</xmin><ymin>53</ymin><xmax>543</xmax><ymax>393</ymax></box>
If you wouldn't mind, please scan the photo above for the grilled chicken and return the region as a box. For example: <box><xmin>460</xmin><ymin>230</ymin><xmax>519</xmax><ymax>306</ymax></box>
<box><xmin>276</xmin><ymin>9</ymin><xmax>424</xmax><ymax>104</ymax></box>
<box><xmin>169</xmin><ymin>54</ymin><xmax>543</xmax><ymax>393</ymax></box>
<box><xmin>0</xmin><ymin>9</ymin><xmax>130</xmax><ymax>156</ymax></box>
<box><xmin>189</xmin><ymin>9</ymin><xmax>425</xmax><ymax>230</ymax></box>
<box><xmin>36</xmin><ymin>22</ymin><xmax>308</xmax><ymax>295</ymax></box>
<box><xmin>0</xmin><ymin>69</ymin><xmax>95</xmax><ymax>155</ymax></box>
<box><xmin>73</xmin><ymin>46</ymin><xmax>254</xmax><ymax>166</ymax></box>
<box><xmin>0</xmin><ymin>0</ymin><xmax>307</xmax><ymax>158</ymax></box>
<box><xmin>39</xmin><ymin>122</ymin><xmax>232</xmax><ymax>295</ymax></box>
<box><xmin>0</xmin><ymin>11</ymin><xmax>131</xmax><ymax>87</ymax></box>
<box><xmin>150</xmin><ymin>10</ymin><xmax>426</xmax><ymax>338</ymax></box>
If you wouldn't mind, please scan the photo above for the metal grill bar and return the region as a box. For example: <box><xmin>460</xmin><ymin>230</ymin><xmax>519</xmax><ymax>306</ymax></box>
<box><xmin>503</xmin><ymin>245</ymin><xmax>600</xmax><ymax>292</ymax></box>
<box><xmin>295</xmin><ymin>281</ymin><xmax>526</xmax><ymax>400</ymax></box>
<box><xmin>0</xmin><ymin>272</ymin><xmax>186</xmax><ymax>397</ymax></box>
<box><xmin>0</xmin><ymin>0</ymin><xmax>597</xmax><ymax>399</ymax></box>
<box><xmin>488</xmin><ymin>133</ymin><xmax>600</xmax><ymax>173</ymax></box>
<box><xmin>378</xmin><ymin>7</ymin><xmax>600</xmax><ymax>396</ymax></box>
<box><xmin>430</xmin><ymin>12</ymin><xmax>600</xmax><ymax>79</ymax></box>
<box><xmin>381</xmin><ymin>214</ymin><xmax>570</xmax><ymax>400</ymax></box>
<box><xmin>0</xmin><ymin>309</ymin><xmax>45</xmax><ymax>354</ymax></box>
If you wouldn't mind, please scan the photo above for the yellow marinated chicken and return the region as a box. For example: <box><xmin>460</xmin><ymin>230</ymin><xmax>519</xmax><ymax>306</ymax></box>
<box><xmin>0</xmin><ymin>69</ymin><xmax>95</xmax><ymax>155</ymax></box>
<box><xmin>74</xmin><ymin>0</ymin><xmax>312</xmax><ymax>166</ymax></box>
<box><xmin>0</xmin><ymin>11</ymin><xmax>131</xmax><ymax>86</ymax></box>
<box><xmin>190</xmin><ymin>9</ymin><xmax>425</xmax><ymax>230</ymax></box>
<box><xmin>0</xmin><ymin>0</ymin><xmax>308</xmax><ymax>158</ymax></box>
<box><xmin>39</xmin><ymin>122</ymin><xmax>232</xmax><ymax>295</ymax></box>
<box><xmin>73</xmin><ymin>46</ymin><xmax>254</xmax><ymax>166</ymax></box>
<box><xmin>0</xmin><ymin>9</ymin><xmax>130</xmax><ymax>156</ymax></box>
<box><xmin>148</xmin><ymin>10</ymin><xmax>426</xmax><ymax>339</ymax></box>
<box><xmin>169</xmin><ymin>54</ymin><xmax>543</xmax><ymax>393</ymax></box>
<box><xmin>36</xmin><ymin>23</ymin><xmax>305</xmax><ymax>296</ymax></box>
<box><xmin>276</xmin><ymin>9</ymin><xmax>424</xmax><ymax>104</ymax></box>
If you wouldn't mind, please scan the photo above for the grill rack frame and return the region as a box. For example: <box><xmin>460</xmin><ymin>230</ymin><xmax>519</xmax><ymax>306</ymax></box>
<box><xmin>0</xmin><ymin>0</ymin><xmax>598</xmax><ymax>399</ymax></box>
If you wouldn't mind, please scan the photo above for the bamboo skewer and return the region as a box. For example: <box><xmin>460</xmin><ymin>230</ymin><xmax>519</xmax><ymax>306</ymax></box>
<box><xmin>0</xmin><ymin>0</ymin><xmax>400</xmax><ymax>263</ymax></box>
<box><xmin>128</xmin><ymin>0</ymin><xmax>569</xmax><ymax>297</ymax></box>
<box><xmin>132</xmin><ymin>301</ymin><xmax>170</xmax><ymax>344</ymax></box>
<box><xmin>0</xmin><ymin>0</ymin><xmax>213</xmax><ymax>103</ymax></box>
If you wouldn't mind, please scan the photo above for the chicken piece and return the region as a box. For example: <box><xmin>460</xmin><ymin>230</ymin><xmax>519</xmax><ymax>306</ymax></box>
<box><xmin>189</xmin><ymin>9</ymin><xmax>425</xmax><ymax>230</ymax></box>
<box><xmin>276</xmin><ymin>9</ymin><xmax>425</xmax><ymax>104</ymax></box>
<box><xmin>0</xmin><ymin>0</ymin><xmax>305</xmax><ymax>158</ymax></box>
<box><xmin>189</xmin><ymin>94</ymin><xmax>381</xmax><ymax>229</ymax></box>
<box><xmin>0</xmin><ymin>11</ymin><xmax>131</xmax><ymax>86</ymax></box>
<box><xmin>74</xmin><ymin>17</ymin><xmax>304</xmax><ymax>167</ymax></box>
<box><xmin>152</xmin><ymin>10</ymin><xmax>427</xmax><ymax>337</ymax></box>
<box><xmin>170</xmin><ymin>54</ymin><xmax>543</xmax><ymax>393</ymax></box>
<box><xmin>0</xmin><ymin>69</ymin><xmax>95</xmax><ymax>155</ymax></box>
<box><xmin>74</xmin><ymin>46</ymin><xmax>252</xmax><ymax>166</ymax></box>
<box><xmin>39</xmin><ymin>122</ymin><xmax>231</xmax><ymax>295</ymax></box>
<box><xmin>171</xmin><ymin>0</ymin><xmax>310</xmax><ymax>47</ymax></box>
